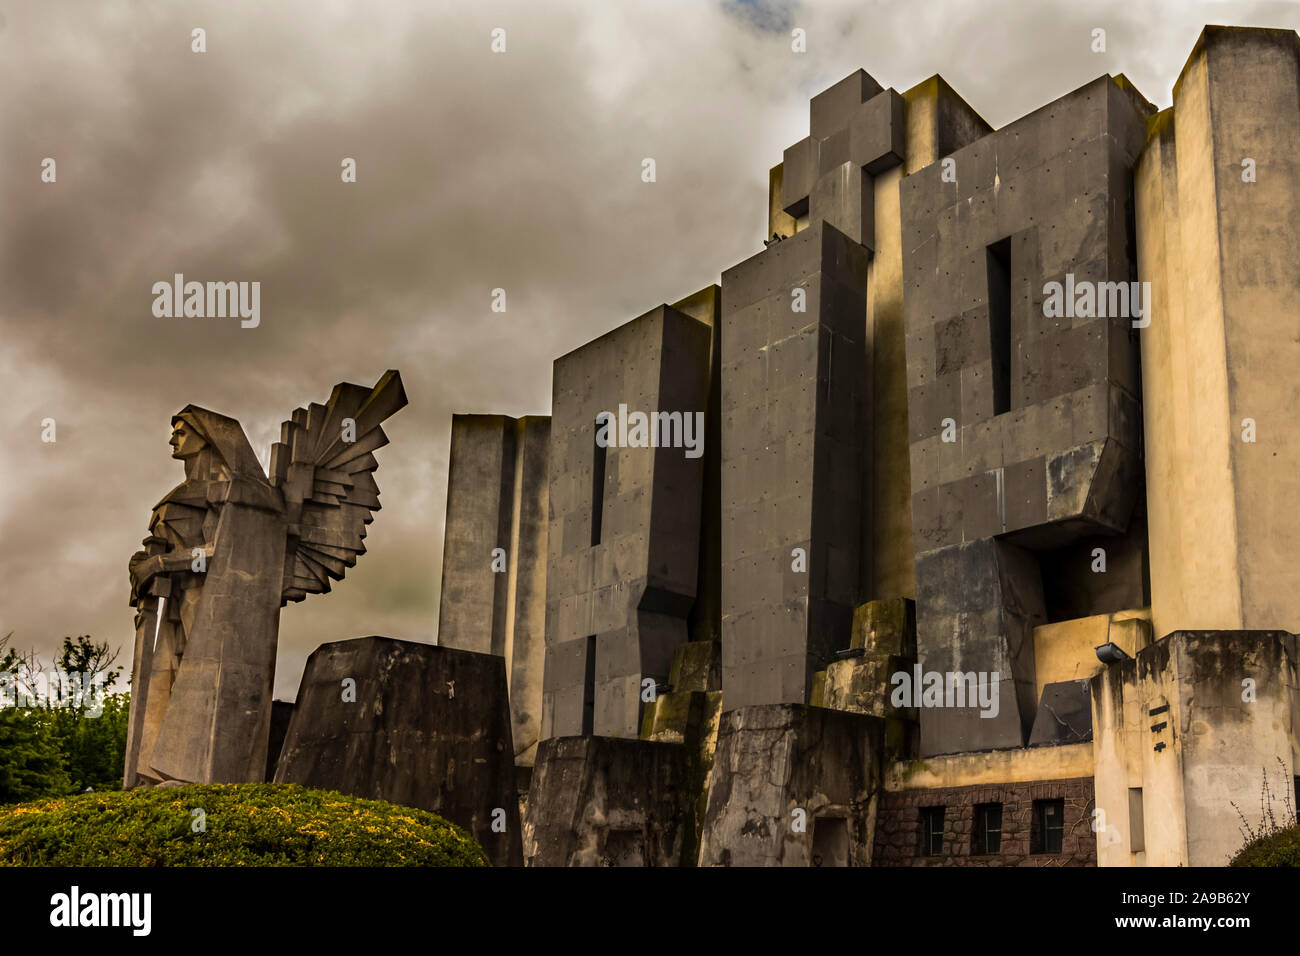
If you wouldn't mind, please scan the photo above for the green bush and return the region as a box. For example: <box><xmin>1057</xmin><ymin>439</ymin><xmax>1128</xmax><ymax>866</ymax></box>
<box><xmin>1230</xmin><ymin>825</ymin><xmax>1300</xmax><ymax>867</ymax></box>
<box><xmin>0</xmin><ymin>783</ymin><xmax>490</xmax><ymax>867</ymax></box>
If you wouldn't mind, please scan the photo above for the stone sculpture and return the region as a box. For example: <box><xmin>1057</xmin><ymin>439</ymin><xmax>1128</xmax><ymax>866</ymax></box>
<box><xmin>123</xmin><ymin>370</ymin><xmax>407</xmax><ymax>787</ymax></box>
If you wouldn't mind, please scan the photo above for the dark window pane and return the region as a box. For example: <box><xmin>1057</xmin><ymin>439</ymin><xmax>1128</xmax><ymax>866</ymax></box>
<box><xmin>972</xmin><ymin>802</ymin><xmax>1002</xmax><ymax>855</ymax></box>
<box><xmin>919</xmin><ymin>806</ymin><xmax>945</xmax><ymax>857</ymax></box>
<box><xmin>1032</xmin><ymin>798</ymin><xmax>1065</xmax><ymax>854</ymax></box>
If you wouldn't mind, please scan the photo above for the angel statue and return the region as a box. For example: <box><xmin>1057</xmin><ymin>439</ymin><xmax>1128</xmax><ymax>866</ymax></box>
<box><xmin>123</xmin><ymin>370</ymin><xmax>407</xmax><ymax>787</ymax></box>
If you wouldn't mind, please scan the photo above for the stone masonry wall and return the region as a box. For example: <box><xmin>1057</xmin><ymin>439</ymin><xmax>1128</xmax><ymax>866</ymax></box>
<box><xmin>874</xmin><ymin>776</ymin><xmax>1095</xmax><ymax>866</ymax></box>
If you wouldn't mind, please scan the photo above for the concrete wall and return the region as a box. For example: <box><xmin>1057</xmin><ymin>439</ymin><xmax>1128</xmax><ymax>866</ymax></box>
<box><xmin>1091</xmin><ymin>630</ymin><xmax>1300</xmax><ymax>866</ymax></box>
<box><xmin>901</xmin><ymin>75</ymin><xmax>1151</xmax><ymax>756</ymax></box>
<box><xmin>699</xmin><ymin>705</ymin><xmax>884</xmax><ymax>866</ymax></box>
<box><xmin>766</xmin><ymin>73</ymin><xmax>991</xmax><ymax>610</ymax></box>
<box><xmin>670</xmin><ymin>285</ymin><xmax>724</xmax><ymax>648</ymax></box>
<box><xmin>1032</xmin><ymin>609</ymin><xmax>1151</xmax><ymax>701</ymax></box>
<box><xmin>886</xmin><ymin>742</ymin><xmax>1094</xmax><ymax>790</ymax></box>
<box><xmin>523</xmin><ymin>736</ymin><xmax>690</xmax><ymax>866</ymax></box>
<box><xmin>1135</xmin><ymin>26</ymin><xmax>1300</xmax><ymax>641</ymax></box>
<box><xmin>437</xmin><ymin>413</ymin><xmax>550</xmax><ymax>765</ymax></box>
<box><xmin>719</xmin><ymin>221</ymin><xmax>868</xmax><ymax>709</ymax></box>
<box><xmin>542</xmin><ymin>306</ymin><xmax>711</xmax><ymax>739</ymax></box>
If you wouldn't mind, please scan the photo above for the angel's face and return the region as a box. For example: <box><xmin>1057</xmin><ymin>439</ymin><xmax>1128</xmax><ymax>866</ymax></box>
<box><xmin>170</xmin><ymin>421</ymin><xmax>207</xmax><ymax>460</ymax></box>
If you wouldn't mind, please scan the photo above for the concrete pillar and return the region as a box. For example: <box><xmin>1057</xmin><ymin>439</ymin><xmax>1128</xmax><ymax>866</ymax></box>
<box><xmin>1135</xmin><ymin>26</ymin><xmax>1300</xmax><ymax>639</ymax></box>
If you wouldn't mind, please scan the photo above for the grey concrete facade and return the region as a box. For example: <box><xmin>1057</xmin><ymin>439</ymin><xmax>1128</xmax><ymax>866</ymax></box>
<box><xmin>900</xmin><ymin>75</ymin><xmax>1152</xmax><ymax>755</ymax></box>
<box><xmin>438</xmin><ymin>413</ymin><xmax>550</xmax><ymax>765</ymax></box>
<box><xmin>719</xmin><ymin>222</ymin><xmax>868</xmax><ymax>711</ymax></box>
<box><xmin>522</xmin><ymin>736</ymin><xmax>691</xmax><ymax>866</ymax></box>
<box><xmin>541</xmin><ymin>306</ymin><xmax>712</xmax><ymax>739</ymax></box>
<box><xmin>432</xmin><ymin>26</ymin><xmax>1300</xmax><ymax>867</ymax></box>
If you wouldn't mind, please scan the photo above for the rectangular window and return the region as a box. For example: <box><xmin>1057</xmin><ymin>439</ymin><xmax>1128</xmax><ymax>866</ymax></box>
<box><xmin>581</xmin><ymin>635</ymin><xmax>596</xmax><ymax>736</ymax></box>
<box><xmin>591</xmin><ymin>417</ymin><xmax>608</xmax><ymax>546</ymax></box>
<box><xmin>1128</xmin><ymin>788</ymin><xmax>1145</xmax><ymax>853</ymax></box>
<box><xmin>1032</xmin><ymin>798</ymin><xmax>1065</xmax><ymax>854</ymax></box>
<box><xmin>986</xmin><ymin>237</ymin><xmax>1012</xmax><ymax>416</ymax></box>
<box><xmin>971</xmin><ymin>802</ymin><xmax>1003</xmax><ymax>855</ymax></box>
<box><xmin>919</xmin><ymin>806</ymin><xmax>945</xmax><ymax>857</ymax></box>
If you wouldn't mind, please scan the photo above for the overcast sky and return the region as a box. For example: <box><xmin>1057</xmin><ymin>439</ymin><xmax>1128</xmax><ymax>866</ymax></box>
<box><xmin>3</xmin><ymin>0</ymin><xmax>1297</xmax><ymax>699</ymax></box>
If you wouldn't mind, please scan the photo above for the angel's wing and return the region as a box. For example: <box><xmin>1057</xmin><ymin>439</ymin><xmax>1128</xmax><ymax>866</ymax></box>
<box><xmin>269</xmin><ymin>370</ymin><xmax>407</xmax><ymax>606</ymax></box>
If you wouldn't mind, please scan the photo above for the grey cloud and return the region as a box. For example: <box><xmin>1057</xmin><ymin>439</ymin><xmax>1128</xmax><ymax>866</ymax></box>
<box><xmin>2</xmin><ymin>0</ymin><xmax>1294</xmax><ymax>700</ymax></box>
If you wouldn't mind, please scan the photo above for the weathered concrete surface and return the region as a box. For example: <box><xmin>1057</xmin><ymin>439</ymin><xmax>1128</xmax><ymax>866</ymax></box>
<box><xmin>1092</xmin><ymin>629</ymin><xmax>1300</xmax><ymax>866</ymax></box>
<box><xmin>1028</xmin><ymin>679</ymin><xmax>1093</xmax><ymax>746</ymax></box>
<box><xmin>1135</xmin><ymin>27</ymin><xmax>1300</xmax><ymax>641</ymax></box>
<box><xmin>743</xmin><ymin>73</ymin><xmax>991</xmax><ymax>720</ymax></box>
<box><xmin>670</xmin><ymin>285</ymin><xmax>724</xmax><ymax>650</ymax></box>
<box><xmin>720</xmin><ymin>221</ymin><xmax>869</xmax><ymax>710</ymax></box>
<box><xmin>542</xmin><ymin>305</ymin><xmax>711</xmax><ymax>740</ymax></box>
<box><xmin>885</xmin><ymin>741</ymin><xmax>1094</xmax><ymax>790</ymax></box>
<box><xmin>437</xmin><ymin>413</ymin><xmax>550</xmax><ymax>766</ymax></box>
<box><xmin>637</xmin><ymin>639</ymin><xmax>724</xmax><ymax>865</ymax></box>
<box><xmin>523</xmin><ymin>736</ymin><xmax>690</xmax><ymax>866</ymax></box>
<box><xmin>698</xmin><ymin>705</ymin><xmax>883</xmax><ymax>866</ymax></box>
<box><xmin>437</xmin><ymin>415</ymin><xmax>516</xmax><ymax>657</ymax></box>
<box><xmin>1032</xmin><ymin>609</ymin><xmax>1151</xmax><ymax>701</ymax></box>
<box><xmin>274</xmin><ymin>636</ymin><xmax>522</xmax><ymax>867</ymax></box>
<box><xmin>901</xmin><ymin>76</ymin><xmax>1152</xmax><ymax>755</ymax></box>
<box><xmin>816</xmin><ymin>600</ymin><xmax>918</xmax><ymax>740</ymax></box>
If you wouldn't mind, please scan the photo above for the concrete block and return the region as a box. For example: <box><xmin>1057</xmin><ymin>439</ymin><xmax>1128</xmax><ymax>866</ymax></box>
<box><xmin>811</xmin><ymin>69</ymin><xmax>884</xmax><ymax>139</ymax></box>
<box><xmin>1028</xmin><ymin>678</ymin><xmax>1093</xmax><ymax>746</ymax></box>
<box><xmin>275</xmin><ymin>637</ymin><xmax>522</xmax><ymax>866</ymax></box>
<box><xmin>849</xmin><ymin>88</ymin><xmax>906</xmax><ymax>174</ymax></box>
<box><xmin>699</xmin><ymin>705</ymin><xmax>883</xmax><ymax>866</ymax></box>
<box><xmin>523</xmin><ymin>736</ymin><xmax>690</xmax><ymax>866</ymax></box>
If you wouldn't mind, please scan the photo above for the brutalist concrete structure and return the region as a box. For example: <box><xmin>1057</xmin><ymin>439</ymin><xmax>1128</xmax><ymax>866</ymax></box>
<box><xmin>522</xmin><ymin>736</ymin><xmax>691</xmax><ymax>866</ymax></box>
<box><xmin>275</xmin><ymin>636</ymin><xmax>522</xmax><ymax>867</ymax></box>
<box><xmin>719</xmin><ymin>222</ymin><xmax>868</xmax><ymax>710</ymax></box>
<box><xmin>438</xmin><ymin>414</ymin><xmax>549</xmax><ymax>767</ymax></box>
<box><xmin>901</xmin><ymin>74</ymin><xmax>1150</xmax><ymax>756</ymax></box>
<box><xmin>698</xmin><ymin>705</ymin><xmax>883</xmax><ymax>866</ymax></box>
<box><xmin>541</xmin><ymin>306</ymin><xmax>712</xmax><ymax>740</ymax></box>
<box><xmin>1092</xmin><ymin>630</ymin><xmax>1300</xmax><ymax>866</ymax></box>
<box><xmin>436</xmin><ymin>25</ymin><xmax>1300</xmax><ymax>867</ymax></box>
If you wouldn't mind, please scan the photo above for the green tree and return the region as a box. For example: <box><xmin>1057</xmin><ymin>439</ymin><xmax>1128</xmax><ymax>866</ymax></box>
<box><xmin>47</xmin><ymin>636</ymin><xmax>128</xmax><ymax>793</ymax></box>
<box><xmin>0</xmin><ymin>633</ymin><xmax>129</xmax><ymax>803</ymax></box>
<box><xmin>0</xmin><ymin>635</ymin><xmax>70</xmax><ymax>803</ymax></box>
<box><xmin>0</xmin><ymin>709</ymin><xmax>69</xmax><ymax>803</ymax></box>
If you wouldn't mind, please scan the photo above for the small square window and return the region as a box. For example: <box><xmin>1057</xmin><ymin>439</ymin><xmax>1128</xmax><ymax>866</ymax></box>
<box><xmin>971</xmin><ymin>802</ymin><xmax>1002</xmax><ymax>855</ymax></box>
<box><xmin>918</xmin><ymin>806</ymin><xmax>945</xmax><ymax>857</ymax></box>
<box><xmin>1032</xmin><ymin>798</ymin><xmax>1065</xmax><ymax>854</ymax></box>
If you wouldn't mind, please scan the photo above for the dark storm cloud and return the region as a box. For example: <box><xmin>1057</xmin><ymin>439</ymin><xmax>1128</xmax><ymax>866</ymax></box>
<box><xmin>2</xmin><ymin>0</ymin><xmax>1295</xmax><ymax>698</ymax></box>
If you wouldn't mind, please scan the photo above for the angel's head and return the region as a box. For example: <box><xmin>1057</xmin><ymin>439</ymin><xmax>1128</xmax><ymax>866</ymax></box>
<box><xmin>169</xmin><ymin>406</ymin><xmax>263</xmax><ymax>483</ymax></box>
<box><xmin>169</xmin><ymin>419</ymin><xmax>207</xmax><ymax>461</ymax></box>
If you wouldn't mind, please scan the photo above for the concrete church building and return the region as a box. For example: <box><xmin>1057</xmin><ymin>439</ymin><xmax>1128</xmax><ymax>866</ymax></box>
<box><xmin>436</xmin><ymin>26</ymin><xmax>1300</xmax><ymax>866</ymax></box>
